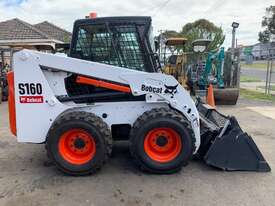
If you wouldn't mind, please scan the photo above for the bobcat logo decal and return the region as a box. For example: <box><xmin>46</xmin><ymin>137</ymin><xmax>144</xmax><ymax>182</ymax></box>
<box><xmin>164</xmin><ymin>84</ymin><xmax>178</xmax><ymax>98</ymax></box>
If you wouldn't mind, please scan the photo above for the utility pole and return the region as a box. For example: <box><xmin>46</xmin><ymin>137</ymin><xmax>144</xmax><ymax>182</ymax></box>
<box><xmin>230</xmin><ymin>22</ymin><xmax>239</xmax><ymax>86</ymax></box>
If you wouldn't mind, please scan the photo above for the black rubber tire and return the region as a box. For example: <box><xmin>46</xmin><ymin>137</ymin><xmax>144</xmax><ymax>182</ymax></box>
<box><xmin>130</xmin><ymin>108</ymin><xmax>195</xmax><ymax>174</ymax></box>
<box><xmin>46</xmin><ymin>111</ymin><xmax>112</xmax><ymax>176</ymax></box>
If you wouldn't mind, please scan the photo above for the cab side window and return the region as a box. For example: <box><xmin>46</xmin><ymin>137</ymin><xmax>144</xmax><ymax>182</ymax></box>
<box><xmin>72</xmin><ymin>24</ymin><xmax>146</xmax><ymax>71</ymax></box>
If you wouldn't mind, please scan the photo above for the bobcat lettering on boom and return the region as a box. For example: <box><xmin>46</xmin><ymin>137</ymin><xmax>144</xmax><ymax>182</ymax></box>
<box><xmin>141</xmin><ymin>84</ymin><xmax>162</xmax><ymax>94</ymax></box>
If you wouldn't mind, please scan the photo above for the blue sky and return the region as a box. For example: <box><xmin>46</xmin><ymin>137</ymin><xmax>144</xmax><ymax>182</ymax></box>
<box><xmin>0</xmin><ymin>0</ymin><xmax>274</xmax><ymax>48</ymax></box>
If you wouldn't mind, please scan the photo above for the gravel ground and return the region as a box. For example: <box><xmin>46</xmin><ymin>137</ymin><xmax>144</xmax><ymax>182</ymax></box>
<box><xmin>0</xmin><ymin>98</ymin><xmax>274</xmax><ymax>206</ymax></box>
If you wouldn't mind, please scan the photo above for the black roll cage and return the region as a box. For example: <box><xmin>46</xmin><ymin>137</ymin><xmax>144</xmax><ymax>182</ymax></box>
<box><xmin>69</xmin><ymin>16</ymin><xmax>159</xmax><ymax>73</ymax></box>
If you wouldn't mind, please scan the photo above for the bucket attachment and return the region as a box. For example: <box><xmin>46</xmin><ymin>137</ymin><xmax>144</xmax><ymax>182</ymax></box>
<box><xmin>214</xmin><ymin>88</ymin><xmax>239</xmax><ymax>105</ymax></box>
<box><xmin>196</xmin><ymin>100</ymin><xmax>271</xmax><ymax>172</ymax></box>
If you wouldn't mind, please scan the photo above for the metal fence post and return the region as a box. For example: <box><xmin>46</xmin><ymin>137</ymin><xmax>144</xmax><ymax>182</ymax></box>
<box><xmin>268</xmin><ymin>54</ymin><xmax>273</xmax><ymax>95</ymax></box>
<box><xmin>265</xmin><ymin>57</ymin><xmax>270</xmax><ymax>95</ymax></box>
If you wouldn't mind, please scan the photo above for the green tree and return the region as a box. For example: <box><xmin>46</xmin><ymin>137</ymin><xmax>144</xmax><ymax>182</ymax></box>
<box><xmin>180</xmin><ymin>19</ymin><xmax>225</xmax><ymax>52</ymax></box>
<box><xmin>161</xmin><ymin>30</ymin><xmax>181</xmax><ymax>38</ymax></box>
<box><xmin>259</xmin><ymin>5</ymin><xmax>275</xmax><ymax>43</ymax></box>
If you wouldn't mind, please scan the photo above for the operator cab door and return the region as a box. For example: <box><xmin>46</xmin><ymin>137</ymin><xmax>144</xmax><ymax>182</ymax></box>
<box><xmin>69</xmin><ymin>16</ymin><xmax>157</xmax><ymax>73</ymax></box>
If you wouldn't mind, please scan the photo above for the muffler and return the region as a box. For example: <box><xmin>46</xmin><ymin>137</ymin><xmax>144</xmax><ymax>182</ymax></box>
<box><xmin>196</xmin><ymin>100</ymin><xmax>271</xmax><ymax>172</ymax></box>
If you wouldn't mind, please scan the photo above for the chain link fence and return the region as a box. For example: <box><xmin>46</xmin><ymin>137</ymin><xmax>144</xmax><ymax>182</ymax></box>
<box><xmin>240</xmin><ymin>47</ymin><xmax>275</xmax><ymax>95</ymax></box>
<box><xmin>264</xmin><ymin>49</ymin><xmax>275</xmax><ymax>95</ymax></box>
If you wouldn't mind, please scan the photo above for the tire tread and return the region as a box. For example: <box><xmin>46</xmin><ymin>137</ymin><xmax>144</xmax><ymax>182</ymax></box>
<box><xmin>129</xmin><ymin>108</ymin><xmax>195</xmax><ymax>174</ymax></box>
<box><xmin>46</xmin><ymin>111</ymin><xmax>112</xmax><ymax>175</ymax></box>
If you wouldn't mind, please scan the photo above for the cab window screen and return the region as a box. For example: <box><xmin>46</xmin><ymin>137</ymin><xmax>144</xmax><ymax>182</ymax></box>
<box><xmin>73</xmin><ymin>23</ymin><xmax>146</xmax><ymax>71</ymax></box>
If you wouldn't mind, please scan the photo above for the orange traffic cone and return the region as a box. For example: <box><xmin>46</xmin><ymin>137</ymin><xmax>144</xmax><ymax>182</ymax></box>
<box><xmin>207</xmin><ymin>84</ymin><xmax>215</xmax><ymax>107</ymax></box>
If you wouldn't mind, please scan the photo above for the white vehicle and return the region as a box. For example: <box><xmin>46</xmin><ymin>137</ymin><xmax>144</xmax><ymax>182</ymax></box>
<box><xmin>7</xmin><ymin>16</ymin><xmax>270</xmax><ymax>175</ymax></box>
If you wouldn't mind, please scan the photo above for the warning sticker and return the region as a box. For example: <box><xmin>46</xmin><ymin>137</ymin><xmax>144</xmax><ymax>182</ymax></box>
<box><xmin>20</xmin><ymin>96</ymin><xmax>44</xmax><ymax>103</ymax></box>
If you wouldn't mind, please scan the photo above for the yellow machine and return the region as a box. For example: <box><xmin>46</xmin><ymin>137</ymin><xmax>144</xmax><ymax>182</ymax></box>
<box><xmin>162</xmin><ymin>38</ymin><xmax>188</xmax><ymax>88</ymax></box>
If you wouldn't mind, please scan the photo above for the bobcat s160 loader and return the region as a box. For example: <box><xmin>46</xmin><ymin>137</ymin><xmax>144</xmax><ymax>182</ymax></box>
<box><xmin>7</xmin><ymin>16</ymin><xmax>270</xmax><ymax>175</ymax></box>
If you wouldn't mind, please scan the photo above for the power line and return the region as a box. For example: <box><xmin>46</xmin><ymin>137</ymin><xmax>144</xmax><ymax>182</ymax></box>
<box><xmin>203</xmin><ymin>0</ymin><xmax>226</xmax><ymax>14</ymax></box>
<box><xmin>141</xmin><ymin>3</ymin><xmax>162</xmax><ymax>14</ymax></box>
<box><xmin>152</xmin><ymin>0</ymin><xmax>174</xmax><ymax>17</ymax></box>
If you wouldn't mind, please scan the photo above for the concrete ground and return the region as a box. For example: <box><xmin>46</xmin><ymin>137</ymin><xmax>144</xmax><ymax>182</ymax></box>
<box><xmin>0</xmin><ymin>99</ymin><xmax>275</xmax><ymax>206</ymax></box>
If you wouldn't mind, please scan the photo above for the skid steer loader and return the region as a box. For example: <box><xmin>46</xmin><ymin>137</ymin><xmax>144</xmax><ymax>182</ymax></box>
<box><xmin>7</xmin><ymin>16</ymin><xmax>270</xmax><ymax>175</ymax></box>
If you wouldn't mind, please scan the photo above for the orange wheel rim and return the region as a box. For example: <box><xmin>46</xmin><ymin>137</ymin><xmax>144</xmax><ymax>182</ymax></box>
<box><xmin>58</xmin><ymin>129</ymin><xmax>96</xmax><ymax>165</ymax></box>
<box><xmin>144</xmin><ymin>127</ymin><xmax>182</xmax><ymax>163</ymax></box>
